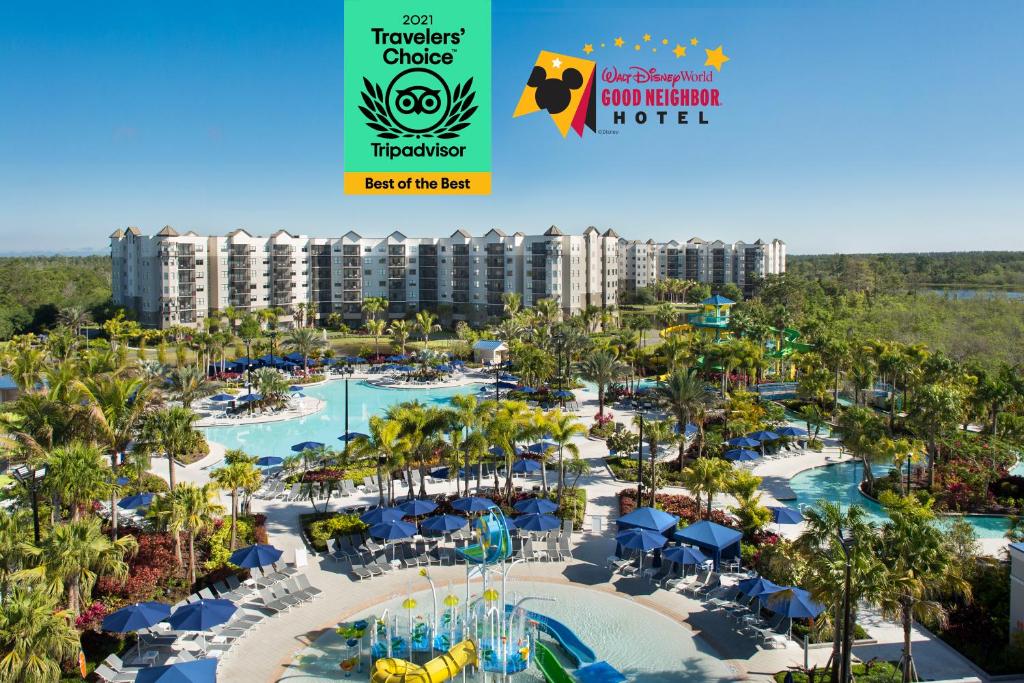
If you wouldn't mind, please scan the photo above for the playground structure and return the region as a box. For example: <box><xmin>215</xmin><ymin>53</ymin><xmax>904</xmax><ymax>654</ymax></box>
<box><xmin>334</xmin><ymin>505</ymin><xmax>618</xmax><ymax>682</ymax></box>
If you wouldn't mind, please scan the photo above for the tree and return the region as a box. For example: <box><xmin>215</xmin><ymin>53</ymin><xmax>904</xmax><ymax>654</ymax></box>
<box><xmin>44</xmin><ymin>442</ymin><xmax>111</xmax><ymax>522</ymax></box>
<box><xmin>0</xmin><ymin>585</ymin><xmax>80</xmax><ymax>683</ymax></box>
<box><xmin>388</xmin><ymin>402</ymin><xmax>449</xmax><ymax>499</ymax></box>
<box><xmin>566</xmin><ymin>454</ymin><xmax>591</xmax><ymax>491</ymax></box>
<box><xmin>172</xmin><ymin>483</ymin><xmax>224</xmax><ymax>585</ymax></box>
<box><xmin>681</xmin><ymin>456</ymin><xmax>734</xmax><ymax>518</ymax></box>
<box><xmin>636</xmin><ymin>418</ymin><xmax>675</xmax><ymax>505</ymax></box>
<box><xmin>447</xmin><ymin>394</ymin><xmax>488</xmax><ymax>496</ymax></box>
<box><xmin>543</xmin><ymin>410</ymin><xmax>586</xmax><ymax>505</ymax></box>
<box><xmin>727</xmin><ymin>470</ymin><xmax>771</xmax><ymax>538</ymax></box>
<box><xmin>656</xmin><ymin>369</ymin><xmax>712</xmax><ymax>469</ymax></box>
<box><xmin>361</xmin><ymin>297</ymin><xmax>388</xmax><ymax>322</ymax></box>
<box><xmin>501</xmin><ymin>292</ymin><xmax>522</xmax><ymax>318</ymax></box>
<box><xmin>142</xmin><ymin>407</ymin><xmax>202</xmax><ymax>489</ymax></box>
<box><xmin>388</xmin><ymin>319</ymin><xmax>412</xmax><ymax>355</ymax></box>
<box><xmin>512</xmin><ymin>343</ymin><xmax>556</xmax><ymax>388</ymax></box>
<box><xmin>366</xmin><ymin>319</ymin><xmax>387</xmax><ymax>358</ymax></box>
<box><xmin>0</xmin><ymin>510</ymin><xmax>30</xmax><ymax>599</ymax></box>
<box><xmin>576</xmin><ymin>350</ymin><xmax>627</xmax><ymax>417</ymax></box>
<box><xmin>351</xmin><ymin>416</ymin><xmax>408</xmax><ymax>505</ymax></box>
<box><xmin>17</xmin><ymin>517</ymin><xmax>137</xmax><ymax>617</ymax></box>
<box><xmin>166</xmin><ymin>365</ymin><xmax>210</xmax><ymax>409</ymax></box>
<box><xmin>285</xmin><ymin>327</ymin><xmax>325</xmax><ymax>375</ymax></box>
<box><xmin>836</xmin><ymin>407</ymin><xmax>892</xmax><ymax>492</ymax></box>
<box><xmin>415</xmin><ymin>310</ymin><xmax>441</xmax><ymax>349</ymax></box>
<box><xmin>212</xmin><ymin>459</ymin><xmax>261</xmax><ymax>550</ymax></box>
<box><xmin>908</xmin><ymin>382</ymin><xmax>967</xmax><ymax>488</ymax></box>
<box><xmin>876</xmin><ymin>494</ymin><xmax>972</xmax><ymax>683</ymax></box>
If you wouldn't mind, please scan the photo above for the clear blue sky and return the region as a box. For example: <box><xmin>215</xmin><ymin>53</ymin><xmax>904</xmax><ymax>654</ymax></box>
<box><xmin>1</xmin><ymin>0</ymin><xmax>1021</xmax><ymax>254</ymax></box>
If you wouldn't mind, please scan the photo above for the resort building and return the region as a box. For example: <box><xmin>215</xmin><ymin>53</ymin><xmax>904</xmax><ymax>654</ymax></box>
<box><xmin>110</xmin><ymin>226</ymin><xmax>786</xmax><ymax>329</ymax></box>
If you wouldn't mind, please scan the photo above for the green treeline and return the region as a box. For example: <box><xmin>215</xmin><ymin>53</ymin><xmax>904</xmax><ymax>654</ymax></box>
<box><xmin>0</xmin><ymin>256</ymin><xmax>113</xmax><ymax>338</ymax></box>
<box><xmin>789</xmin><ymin>251</ymin><xmax>1024</xmax><ymax>290</ymax></box>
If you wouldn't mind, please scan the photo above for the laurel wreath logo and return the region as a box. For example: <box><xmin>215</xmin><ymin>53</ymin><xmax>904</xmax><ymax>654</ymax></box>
<box><xmin>359</xmin><ymin>76</ymin><xmax>477</xmax><ymax>140</ymax></box>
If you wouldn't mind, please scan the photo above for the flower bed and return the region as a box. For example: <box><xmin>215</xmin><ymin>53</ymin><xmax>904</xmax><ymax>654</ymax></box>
<box><xmin>617</xmin><ymin>488</ymin><xmax>737</xmax><ymax>528</ymax></box>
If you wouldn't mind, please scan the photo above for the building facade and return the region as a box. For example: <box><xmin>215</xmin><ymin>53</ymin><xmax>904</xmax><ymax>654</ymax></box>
<box><xmin>110</xmin><ymin>226</ymin><xmax>785</xmax><ymax>329</ymax></box>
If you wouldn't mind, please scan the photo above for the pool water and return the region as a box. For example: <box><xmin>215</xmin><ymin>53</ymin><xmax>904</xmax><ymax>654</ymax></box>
<box><xmin>788</xmin><ymin>460</ymin><xmax>1011</xmax><ymax>539</ymax></box>
<box><xmin>284</xmin><ymin>581</ymin><xmax>737</xmax><ymax>682</ymax></box>
<box><xmin>202</xmin><ymin>380</ymin><xmax>485</xmax><ymax>459</ymax></box>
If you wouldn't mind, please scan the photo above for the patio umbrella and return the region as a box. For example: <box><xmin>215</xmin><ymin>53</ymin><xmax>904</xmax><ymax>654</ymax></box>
<box><xmin>209</xmin><ymin>393</ymin><xmax>237</xmax><ymax>402</ymax></box>
<box><xmin>437</xmin><ymin>364</ymin><xmax>454</xmax><ymax>372</ymax></box>
<box><xmin>616</xmin><ymin>506</ymin><xmax>679</xmax><ymax>533</ymax></box>
<box><xmin>102</xmin><ymin>601</ymin><xmax>171</xmax><ymax>633</ymax></box>
<box><xmin>399</xmin><ymin>499</ymin><xmax>438</xmax><ymax>517</ymax></box>
<box><xmin>552</xmin><ymin>390</ymin><xmax>574</xmax><ymax>399</ymax></box>
<box><xmin>369</xmin><ymin>519</ymin><xmax>417</xmax><ymax>541</ymax></box>
<box><xmin>237</xmin><ymin>393</ymin><xmax>262</xmax><ymax>403</ymax></box>
<box><xmin>517</xmin><ymin>386</ymin><xmax>537</xmax><ymax>394</ymax></box>
<box><xmin>662</xmin><ymin>545</ymin><xmax>709</xmax><ymax>568</ymax></box>
<box><xmin>420</xmin><ymin>514</ymin><xmax>468</xmax><ymax>535</ymax></box>
<box><xmin>726</xmin><ymin>436</ymin><xmax>760</xmax><ymax>448</ymax></box>
<box><xmin>511</xmin><ymin>458</ymin><xmax>541</xmax><ymax>474</ymax></box>
<box><xmin>451</xmin><ymin>496</ymin><xmax>494</xmax><ymax>514</ymax></box>
<box><xmin>723</xmin><ymin>449</ymin><xmax>760</xmax><ymax>462</ymax></box>
<box><xmin>747</xmin><ymin>430</ymin><xmax>780</xmax><ymax>442</ymax></box>
<box><xmin>765</xmin><ymin>587</ymin><xmax>824</xmax><ymax>619</ymax></box>
<box><xmin>166</xmin><ymin>600</ymin><xmax>236</xmax><ymax>632</ymax></box>
<box><xmin>498</xmin><ymin>373</ymin><xmax>518</xmax><ymax>381</ymax></box>
<box><xmin>134</xmin><ymin>658</ymin><xmax>218</xmax><ymax>683</ymax></box>
<box><xmin>117</xmin><ymin>493</ymin><xmax>154</xmax><ymax>510</ymax></box>
<box><xmin>338</xmin><ymin>432</ymin><xmax>369</xmax><ymax>442</ymax></box>
<box><xmin>288</xmin><ymin>385</ymin><xmax>304</xmax><ymax>392</ymax></box>
<box><xmin>255</xmin><ymin>456</ymin><xmax>283</xmax><ymax>468</ymax></box>
<box><xmin>513</xmin><ymin>497</ymin><xmax>558</xmax><ymax>514</ymax></box>
<box><xmin>736</xmin><ymin>576</ymin><xmax>783</xmax><ymax>600</ymax></box>
<box><xmin>394</xmin><ymin>365</ymin><xmax>414</xmax><ymax>372</ymax></box>
<box><xmin>291</xmin><ymin>441</ymin><xmax>324</xmax><ymax>452</ymax></box>
<box><xmin>526</xmin><ymin>440</ymin><xmax>558</xmax><ymax>454</ymax></box>
<box><xmin>769</xmin><ymin>506</ymin><xmax>804</xmax><ymax>525</ymax></box>
<box><xmin>513</xmin><ymin>513</ymin><xmax>560</xmax><ymax>532</ymax></box>
<box><xmin>488</xmin><ymin>446</ymin><xmax>508</xmax><ymax>457</ymax></box>
<box><xmin>775</xmin><ymin>426</ymin><xmax>808</xmax><ymax>437</ymax></box>
<box><xmin>360</xmin><ymin>507</ymin><xmax>405</xmax><ymax>525</ymax></box>
<box><xmin>228</xmin><ymin>543</ymin><xmax>283</xmax><ymax>569</ymax></box>
<box><xmin>615</xmin><ymin>528</ymin><xmax>668</xmax><ymax>553</ymax></box>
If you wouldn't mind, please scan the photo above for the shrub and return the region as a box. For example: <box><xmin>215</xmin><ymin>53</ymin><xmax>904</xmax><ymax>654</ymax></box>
<box><xmin>305</xmin><ymin>513</ymin><xmax>368</xmax><ymax>551</ymax></box>
<box><xmin>204</xmin><ymin>516</ymin><xmax>255</xmax><ymax>571</ymax></box>
<box><xmin>558</xmin><ymin>487</ymin><xmax>587</xmax><ymax>528</ymax></box>
<box><xmin>96</xmin><ymin>532</ymin><xmax>179</xmax><ymax>605</ymax></box>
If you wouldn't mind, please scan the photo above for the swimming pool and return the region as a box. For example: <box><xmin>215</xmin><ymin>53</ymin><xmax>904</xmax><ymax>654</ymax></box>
<box><xmin>202</xmin><ymin>380</ymin><xmax>486</xmax><ymax>459</ymax></box>
<box><xmin>284</xmin><ymin>581</ymin><xmax>736</xmax><ymax>682</ymax></box>
<box><xmin>787</xmin><ymin>460</ymin><xmax>1011</xmax><ymax>539</ymax></box>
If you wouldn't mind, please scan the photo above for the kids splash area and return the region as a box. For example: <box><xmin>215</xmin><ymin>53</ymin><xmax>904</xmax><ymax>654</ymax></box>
<box><xmin>285</xmin><ymin>506</ymin><xmax>733</xmax><ymax>682</ymax></box>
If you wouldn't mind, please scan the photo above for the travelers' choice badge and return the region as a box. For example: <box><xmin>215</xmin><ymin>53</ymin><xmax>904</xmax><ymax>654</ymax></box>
<box><xmin>343</xmin><ymin>1</ymin><xmax>492</xmax><ymax>195</ymax></box>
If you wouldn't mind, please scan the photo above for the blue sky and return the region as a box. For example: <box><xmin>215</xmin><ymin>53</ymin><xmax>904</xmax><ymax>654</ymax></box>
<box><xmin>0</xmin><ymin>0</ymin><xmax>1021</xmax><ymax>254</ymax></box>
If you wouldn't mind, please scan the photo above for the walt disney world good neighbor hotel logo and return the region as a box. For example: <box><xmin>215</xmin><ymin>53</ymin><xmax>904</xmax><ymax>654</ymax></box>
<box><xmin>514</xmin><ymin>32</ymin><xmax>729</xmax><ymax>138</ymax></box>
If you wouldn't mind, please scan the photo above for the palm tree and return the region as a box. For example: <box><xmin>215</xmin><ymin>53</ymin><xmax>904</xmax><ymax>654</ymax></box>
<box><xmin>501</xmin><ymin>292</ymin><xmax>522</xmax><ymax>318</ymax></box>
<box><xmin>0</xmin><ymin>585</ymin><xmax>80</xmax><ymax>683</ymax></box>
<box><xmin>361</xmin><ymin>297</ymin><xmax>388</xmax><ymax>322</ymax></box>
<box><xmin>0</xmin><ymin>509</ymin><xmax>30</xmax><ymax>598</ymax></box>
<box><xmin>142</xmin><ymin>406</ymin><xmax>202</xmax><ymax>489</ymax></box>
<box><xmin>166</xmin><ymin>365</ymin><xmax>210</xmax><ymax>409</ymax></box>
<box><xmin>58</xmin><ymin>305</ymin><xmax>92</xmax><ymax>336</ymax></box>
<box><xmin>388</xmin><ymin>402</ymin><xmax>450</xmax><ymax>498</ymax></box>
<box><xmin>657</xmin><ymin>369</ymin><xmax>712</xmax><ymax>469</ymax></box>
<box><xmin>351</xmin><ymin>416</ymin><xmax>408</xmax><ymax>505</ymax></box>
<box><xmin>726</xmin><ymin>470</ymin><xmax>771</xmax><ymax>539</ymax></box>
<box><xmin>576</xmin><ymin>349</ymin><xmax>627</xmax><ymax>417</ymax></box>
<box><xmin>543</xmin><ymin>410</ymin><xmax>586</xmax><ymax>505</ymax></box>
<box><xmin>17</xmin><ymin>517</ymin><xmax>137</xmax><ymax>616</ymax></box>
<box><xmin>681</xmin><ymin>456</ymin><xmax>734</xmax><ymax>518</ymax></box>
<box><xmin>286</xmin><ymin>327</ymin><xmax>325</xmax><ymax>375</ymax></box>
<box><xmin>366</xmin><ymin>319</ymin><xmax>387</xmax><ymax>358</ymax></box>
<box><xmin>388</xmin><ymin>320</ymin><xmax>412</xmax><ymax>356</ymax></box>
<box><xmin>172</xmin><ymin>483</ymin><xmax>224</xmax><ymax>584</ymax></box>
<box><xmin>637</xmin><ymin>418</ymin><xmax>676</xmax><ymax>506</ymax></box>
<box><xmin>212</xmin><ymin>459</ymin><xmax>262</xmax><ymax>549</ymax></box>
<box><xmin>876</xmin><ymin>496</ymin><xmax>972</xmax><ymax>683</ymax></box>
<box><xmin>566</xmin><ymin>454</ymin><xmax>591</xmax><ymax>491</ymax></box>
<box><xmin>448</xmin><ymin>394</ymin><xmax>488</xmax><ymax>496</ymax></box>
<box><xmin>253</xmin><ymin>367</ymin><xmax>290</xmax><ymax>404</ymax></box>
<box><xmin>415</xmin><ymin>310</ymin><xmax>441</xmax><ymax>350</ymax></box>
<box><xmin>44</xmin><ymin>442</ymin><xmax>111</xmax><ymax>522</ymax></box>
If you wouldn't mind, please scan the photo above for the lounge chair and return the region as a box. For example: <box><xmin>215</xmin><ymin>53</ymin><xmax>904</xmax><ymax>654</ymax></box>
<box><xmin>363</xmin><ymin>476</ymin><xmax>380</xmax><ymax>493</ymax></box>
<box><xmin>294</xmin><ymin>573</ymin><xmax>323</xmax><ymax>599</ymax></box>
<box><xmin>197</xmin><ymin>587</ymin><xmax>217</xmax><ymax>601</ymax></box>
<box><xmin>694</xmin><ymin>574</ymin><xmax>722</xmax><ymax>597</ymax></box>
<box><xmin>546</xmin><ymin>538</ymin><xmax>563</xmax><ymax>562</ymax></box>
<box><xmin>351</xmin><ymin>560</ymin><xmax>375</xmax><ymax>581</ymax></box>
<box><xmin>94</xmin><ymin>664</ymin><xmax>136</xmax><ymax>682</ymax></box>
<box><xmin>683</xmin><ymin>570</ymin><xmax>712</xmax><ymax>595</ymax></box>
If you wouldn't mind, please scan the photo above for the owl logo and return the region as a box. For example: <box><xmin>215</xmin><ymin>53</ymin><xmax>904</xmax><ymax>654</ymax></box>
<box><xmin>359</xmin><ymin>68</ymin><xmax>477</xmax><ymax>139</ymax></box>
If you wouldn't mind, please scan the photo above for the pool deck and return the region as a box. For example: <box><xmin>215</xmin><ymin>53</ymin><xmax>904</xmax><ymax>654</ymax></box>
<box><xmin>158</xmin><ymin>385</ymin><xmax>991</xmax><ymax>682</ymax></box>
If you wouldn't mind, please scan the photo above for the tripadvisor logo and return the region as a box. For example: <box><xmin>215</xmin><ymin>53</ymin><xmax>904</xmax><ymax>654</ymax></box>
<box><xmin>360</xmin><ymin>69</ymin><xmax>477</xmax><ymax>159</ymax></box>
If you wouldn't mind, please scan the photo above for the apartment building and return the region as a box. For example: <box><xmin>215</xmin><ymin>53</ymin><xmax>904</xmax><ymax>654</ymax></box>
<box><xmin>110</xmin><ymin>226</ymin><xmax>784</xmax><ymax>329</ymax></box>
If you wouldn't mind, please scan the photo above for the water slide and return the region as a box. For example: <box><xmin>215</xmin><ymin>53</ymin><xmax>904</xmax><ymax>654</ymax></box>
<box><xmin>456</xmin><ymin>506</ymin><xmax>512</xmax><ymax>565</ymax></box>
<box><xmin>533</xmin><ymin>641</ymin><xmax>575</xmax><ymax>683</ymax></box>
<box><xmin>370</xmin><ymin>640</ymin><xmax>476</xmax><ymax>683</ymax></box>
<box><xmin>505</xmin><ymin>605</ymin><xmax>596</xmax><ymax>666</ymax></box>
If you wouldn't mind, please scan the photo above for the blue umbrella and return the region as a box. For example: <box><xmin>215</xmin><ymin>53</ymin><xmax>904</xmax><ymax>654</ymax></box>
<box><xmin>615</xmin><ymin>528</ymin><xmax>668</xmax><ymax>553</ymax></box>
<box><xmin>237</xmin><ymin>393</ymin><xmax>262</xmax><ymax>403</ymax></box>
<box><xmin>291</xmin><ymin>441</ymin><xmax>324</xmax><ymax>452</ymax></box>
<box><xmin>747</xmin><ymin>430</ymin><xmax>780</xmax><ymax>442</ymax></box>
<box><xmin>517</xmin><ymin>386</ymin><xmax>537</xmax><ymax>394</ymax></box>
<box><xmin>513</xmin><ymin>497</ymin><xmax>558</xmax><ymax>514</ymax></box>
<box><xmin>102</xmin><ymin>602</ymin><xmax>171</xmax><ymax>633</ymax></box>
<box><xmin>736</xmin><ymin>576</ymin><xmax>783</xmax><ymax>600</ymax></box>
<box><xmin>399</xmin><ymin>499</ymin><xmax>438</xmax><ymax>517</ymax></box>
<box><xmin>339</xmin><ymin>432</ymin><xmax>369</xmax><ymax>442</ymax></box>
<box><xmin>769</xmin><ymin>506</ymin><xmax>804</xmax><ymax>525</ymax></box>
<box><xmin>288</xmin><ymin>385</ymin><xmax>304</xmax><ymax>392</ymax></box>
<box><xmin>675</xmin><ymin>423</ymin><xmax>699</xmax><ymax>437</ymax></box>
<box><xmin>134</xmin><ymin>658</ymin><xmax>218</xmax><ymax>683</ymax></box>
<box><xmin>369</xmin><ymin>519</ymin><xmax>417</xmax><ymax>541</ymax></box>
<box><xmin>723</xmin><ymin>449</ymin><xmax>760</xmax><ymax>462</ymax></box>
<box><xmin>662</xmin><ymin>546</ymin><xmax>709</xmax><ymax>567</ymax></box>
<box><xmin>765</xmin><ymin>587</ymin><xmax>825</xmax><ymax>619</ymax></box>
<box><xmin>118</xmin><ymin>493</ymin><xmax>154</xmax><ymax>509</ymax></box>
<box><xmin>552</xmin><ymin>390</ymin><xmax>574</xmax><ymax>399</ymax></box>
<box><xmin>451</xmin><ymin>496</ymin><xmax>494</xmax><ymax>513</ymax></box>
<box><xmin>776</xmin><ymin>426</ymin><xmax>808</xmax><ymax>437</ymax></box>
<box><xmin>488</xmin><ymin>446</ymin><xmax>509</xmax><ymax>457</ymax></box>
<box><xmin>513</xmin><ymin>513</ymin><xmax>561</xmax><ymax>532</ymax></box>
<box><xmin>526</xmin><ymin>440</ymin><xmax>558</xmax><ymax>454</ymax></box>
<box><xmin>209</xmin><ymin>393</ymin><xmax>237</xmax><ymax>402</ymax></box>
<box><xmin>420</xmin><ymin>514</ymin><xmax>468</xmax><ymax>535</ymax></box>
<box><xmin>360</xmin><ymin>507</ymin><xmax>405</xmax><ymax>525</ymax></box>
<box><xmin>228</xmin><ymin>544</ymin><xmax>283</xmax><ymax>569</ymax></box>
<box><xmin>394</xmin><ymin>365</ymin><xmax>415</xmax><ymax>372</ymax></box>
<box><xmin>255</xmin><ymin>456</ymin><xmax>284</xmax><ymax>468</ymax></box>
<box><xmin>437</xmin><ymin>364</ymin><xmax>454</xmax><ymax>372</ymax></box>
<box><xmin>498</xmin><ymin>373</ymin><xmax>518</xmax><ymax>381</ymax></box>
<box><xmin>115</xmin><ymin>476</ymin><xmax>131</xmax><ymax>487</ymax></box>
<box><xmin>166</xmin><ymin>600</ymin><xmax>236</xmax><ymax>631</ymax></box>
<box><xmin>726</xmin><ymin>436</ymin><xmax>761</xmax><ymax>448</ymax></box>
<box><xmin>511</xmin><ymin>458</ymin><xmax>542</xmax><ymax>474</ymax></box>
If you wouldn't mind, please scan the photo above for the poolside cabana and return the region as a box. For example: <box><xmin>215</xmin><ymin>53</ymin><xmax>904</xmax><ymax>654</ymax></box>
<box><xmin>673</xmin><ymin>520</ymin><xmax>742</xmax><ymax>570</ymax></box>
<box><xmin>473</xmin><ymin>340</ymin><xmax>509</xmax><ymax>365</ymax></box>
<box><xmin>615</xmin><ymin>506</ymin><xmax>679</xmax><ymax>533</ymax></box>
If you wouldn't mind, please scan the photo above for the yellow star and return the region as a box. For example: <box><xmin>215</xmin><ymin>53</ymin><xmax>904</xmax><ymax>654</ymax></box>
<box><xmin>614</xmin><ymin>36</ymin><xmax>624</xmax><ymax>47</ymax></box>
<box><xmin>690</xmin><ymin>37</ymin><xmax>699</xmax><ymax>46</ymax></box>
<box><xmin>634</xmin><ymin>43</ymin><xmax>641</xmax><ymax>51</ymax></box>
<box><xmin>643</xmin><ymin>33</ymin><xmax>651</xmax><ymax>42</ymax></box>
<box><xmin>704</xmin><ymin>44</ymin><xmax>730</xmax><ymax>71</ymax></box>
<box><xmin>661</xmin><ymin>38</ymin><xmax>668</xmax><ymax>45</ymax></box>
<box><xmin>583</xmin><ymin>43</ymin><xmax>594</xmax><ymax>55</ymax></box>
<box><xmin>673</xmin><ymin>44</ymin><xmax>686</xmax><ymax>58</ymax></box>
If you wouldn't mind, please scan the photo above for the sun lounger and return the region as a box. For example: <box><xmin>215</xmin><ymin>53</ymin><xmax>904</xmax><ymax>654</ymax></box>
<box><xmin>363</xmin><ymin>476</ymin><xmax>380</xmax><ymax>492</ymax></box>
<box><xmin>94</xmin><ymin>664</ymin><xmax>136</xmax><ymax>682</ymax></box>
<box><xmin>682</xmin><ymin>570</ymin><xmax>711</xmax><ymax>595</ymax></box>
<box><xmin>558</xmin><ymin>534</ymin><xmax>573</xmax><ymax>560</ymax></box>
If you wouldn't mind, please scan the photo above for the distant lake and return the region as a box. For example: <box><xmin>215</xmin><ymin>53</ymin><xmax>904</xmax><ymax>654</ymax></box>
<box><xmin>927</xmin><ymin>288</ymin><xmax>1024</xmax><ymax>300</ymax></box>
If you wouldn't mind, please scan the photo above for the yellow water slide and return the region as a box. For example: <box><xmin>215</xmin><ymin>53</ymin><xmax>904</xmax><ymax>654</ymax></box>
<box><xmin>370</xmin><ymin>640</ymin><xmax>477</xmax><ymax>683</ymax></box>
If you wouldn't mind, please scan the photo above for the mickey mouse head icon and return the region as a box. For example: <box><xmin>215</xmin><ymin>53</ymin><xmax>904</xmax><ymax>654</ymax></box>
<box><xmin>528</xmin><ymin>66</ymin><xmax>584</xmax><ymax>115</ymax></box>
